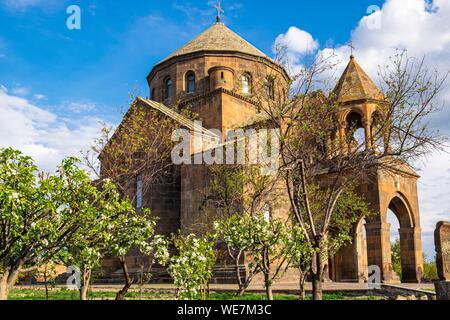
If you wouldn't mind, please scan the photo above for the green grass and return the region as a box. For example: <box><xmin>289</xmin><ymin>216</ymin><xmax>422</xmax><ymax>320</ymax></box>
<box><xmin>210</xmin><ymin>292</ymin><xmax>299</xmax><ymax>300</ymax></box>
<box><xmin>210</xmin><ymin>292</ymin><xmax>383</xmax><ymax>301</ymax></box>
<box><xmin>8</xmin><ymin>288</ymin><xmax>383</xmax><ymax>301</ymax></box>
<box><xmin>8</xmin><ymin>288</ymin><xmax>174</xmax><ymax>301</ymax></box>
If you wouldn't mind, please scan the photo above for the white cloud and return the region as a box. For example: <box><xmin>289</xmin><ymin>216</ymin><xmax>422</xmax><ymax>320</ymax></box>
<box><xmin>417</xmin><ymin>148</ymin><xmax>450</xmax><ymax>258</ymax></box>
<box><xmin>64</xmin><ymin>101</ymin><xmax>97</xmax><ymax>114</ymax></box>
<box><xmin>0</xmin><ymin>85</ymin><xmax>104</xmax><ymax>173</ymax></box>
<box><xmin>344</xmin><ymin>0</ymin><xmax>450</xmax><ymax>258</ymax></box>
<box><xmin>273</xmin><ymin>27</ymin><xmax>319</xmax><ymax>74</ymax></box>
<box><xmin>336</xmin><ymin>0</ymin><xmax>450</xmax><ymax>79</ymax></box>
<box><xmin>273</xmin><ymin>0</ymin><xmax>450</xmax><ymax>257</ymax></box>
<box><xmin>33</xmin><ymin>93</ymin><xmax>46</xmax><ymax>100</ymax></box>
<box><xmin>326</xmin><ymin>0</ymin><xmax>450</xmax><ymax>257</ymax></box>
<box><xmin>0</xmin><ymin>0</ymin><xmax>65</xmax><ymax>11</ymax></box>
<box><xmin>11</xmin><ymin>85</ymin><xmax>30</xmax><ymax>96</ymax></box>
<box><xmin>274</xmin><ymin>27</ymin><xmax>319</xmax><ymax>55</ymax></box>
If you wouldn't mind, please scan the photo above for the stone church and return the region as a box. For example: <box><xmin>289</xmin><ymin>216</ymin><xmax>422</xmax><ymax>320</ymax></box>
<box><xmin>101</xmin><ymin>15</ymin><xmax>424</xmax><ymax>284</ymax></box>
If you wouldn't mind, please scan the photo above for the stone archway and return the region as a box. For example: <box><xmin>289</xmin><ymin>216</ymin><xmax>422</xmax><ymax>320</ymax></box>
<box><xmin>330</xmin><ymin>218</ymin><xmax>369</xmax><ymax>283</ymax></box>
<box><xmin>386</xmin><ymin>194</ymin><xmax>422</xmax><ymax>283</ymax></box>
<box><xmin>331</xmin><ymin>191</ymin><xmax>423</xmax><ymax>284</ymax></box>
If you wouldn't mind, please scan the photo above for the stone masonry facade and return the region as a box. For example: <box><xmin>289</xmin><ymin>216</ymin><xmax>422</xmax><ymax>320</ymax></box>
<box><xmin>100</xmin><ymin>21</ymin><xmax>424</xmax><ymax>284</ymax></box>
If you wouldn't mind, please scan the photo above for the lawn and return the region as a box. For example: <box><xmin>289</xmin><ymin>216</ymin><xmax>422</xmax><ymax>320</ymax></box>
<box><xmin>7</xmin><ymin>288</ymin><xmax>384</xmax><ymax>301</ymax></box>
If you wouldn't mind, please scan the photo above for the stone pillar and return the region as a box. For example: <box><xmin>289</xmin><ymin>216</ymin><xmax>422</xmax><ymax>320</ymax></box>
<box><xmin>363</xmin><ymin>120</ymin><xmax>372</xmax><ymax>150</ymax></box>
<box><xmin>356</xmin><ymin>227</ymin><xmax>369</xmax><ymax>283</ymax></box>
<box><xmin>338</xmin><ymin>125</ymin><xmax>347</xmax><ymax>154</ymax></box>
<box><xmin>434</xmin><ymin>221</ymin><xmax>450</xmax><ymax>300</ymax></box>
<box><xmin>399</xmin><ymin>227</ymin><xmax>423</xmax><ymax>283</ymax></box>
<box><xmin>365</xmin><ymin>222</ymin><xmax>394</xmax><ymax>283</ymax></box>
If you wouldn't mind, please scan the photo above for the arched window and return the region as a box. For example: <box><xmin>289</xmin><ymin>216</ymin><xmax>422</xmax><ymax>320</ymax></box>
<box><xmin>186</xmin><ymin>72</ymin><xmax>196</xmax><ymax>94</ymax></box>
<box><xmin>346</xmin><ymin>112</ymin><xmax>365</xmax><ymax>151</ymax></box>
<box><xmin>164</xmin><ymin>77</ymin><xmax>173</xmax><ymax>100</ymax></box>
<box><xmin>265</xmin><ymin>77</ymin><xmax>275</xmax><ymax>99</ymax></box>
<box><xmin>242</xmin><ymin>73</ymin><xmax>252</xmax><ymax>94</ymax></box>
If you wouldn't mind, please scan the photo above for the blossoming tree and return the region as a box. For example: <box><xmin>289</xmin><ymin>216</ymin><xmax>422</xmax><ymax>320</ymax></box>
<box><xmin>155</xmin><ymin>234</ymin><xmax>216</xmax><ymax>300</ymax></box>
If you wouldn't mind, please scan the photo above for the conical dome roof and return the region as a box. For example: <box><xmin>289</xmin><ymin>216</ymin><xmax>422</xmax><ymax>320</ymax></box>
<box><xmin>333</xmin><ymin>56</ymin><xmax>385</xmax><ymax>103</ymax></box>
<box><xmin>159</xmin><ymin>22</ymin><xmax>269</xmax><ymax>64</ymax></box>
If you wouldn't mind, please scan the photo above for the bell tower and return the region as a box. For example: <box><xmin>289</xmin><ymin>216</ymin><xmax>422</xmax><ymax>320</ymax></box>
<box><xmin>333</xmin><ymin>55</ymin><xmax>388</xmax><ymax>154</ymax></box>
<box><xmin>330</xmin><ymin>56</ymin><xmax>424</xmax><ymax>283</ymax></box>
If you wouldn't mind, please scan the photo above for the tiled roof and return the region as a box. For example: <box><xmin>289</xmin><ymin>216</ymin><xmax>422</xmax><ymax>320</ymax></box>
<box><xmin>159</xmin><ymin>22</ymin><xmax>269</xmax><ymax>64</ymax></box>
<box><xmin>333</xmin><ymin>56</ymin><xmax>385</xmax><ymax>103</ymax></box>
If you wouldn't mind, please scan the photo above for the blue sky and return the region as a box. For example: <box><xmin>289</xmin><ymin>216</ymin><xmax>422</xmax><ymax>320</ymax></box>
<box><xmin>0</xmin><ymin>0</ymin><xmax>449</xmax><ymax>259</ymax></box>
<box><xmin>0</xmin><ymin>0</ymin><xmax>384</xmax><ymax>123</ymax></box>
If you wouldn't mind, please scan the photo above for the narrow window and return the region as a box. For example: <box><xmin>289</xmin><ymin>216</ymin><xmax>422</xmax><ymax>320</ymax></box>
<box><xmin>265</xmin><ymin>77</ymin><xmax>275</xmax><ymax>99</ymax></box>
<box><xmin>136</xmin><ymin>174</ymin><xmax>143</xmax><ymax>209</ymax></box>
<box><xmin>263</xmin><ymin>203</ymin><xmax>271</xmax><ymax>222</ymax></box>
<box><xmin>242</xmin><ymin>74</ymin><xmax>251</xmax><ymax>94</ymax></box>
<box><xmin>186</xmin><ymin>72</ymin><xmax>196</xmax><ymax>94</ymax></box>
<box><xmin>164</xmin><ymin>77</ymin><xmax>173</xmax><ymax>100</ymax></box>
<box><xmin>221</xmin><ymin>72</ymin><xmax>224</xmax><ymax>79</ymax></box>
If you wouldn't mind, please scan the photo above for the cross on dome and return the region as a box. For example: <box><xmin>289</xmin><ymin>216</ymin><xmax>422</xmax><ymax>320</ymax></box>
<box><xmin>347</xmin><ymin>41</ymin><xmax>356</xmax><ymax>59</ymax></box>
<box><xmin>214</xmin><ymin>0</ymin><xmax>224</xmax><ymax>23</ymax></box>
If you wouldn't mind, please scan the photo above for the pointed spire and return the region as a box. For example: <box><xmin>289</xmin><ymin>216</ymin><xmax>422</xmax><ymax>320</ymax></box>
<box><xmin>333</xmin><ymin>56</ymin><xmax>385</xmax><ymax>104</ymax></box>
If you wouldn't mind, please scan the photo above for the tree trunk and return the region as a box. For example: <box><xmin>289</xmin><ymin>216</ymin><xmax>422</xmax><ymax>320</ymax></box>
<box><xmin>79</xmin><ymin>268</ymin><xmax>92</xmax><ymax>301</ymax></box>
<box><xmin>311</xmin><ymin>251</ymin><xmax>323</xmax><ymax>300</ymax></box>
<box><xmin>0</xmin><ymin>272</ymin><xmax>9</xmax><ymax>301</ymax></box>
<box><xmin>298</xmin><ymin>268</ymin><xmax>308</xmax><ymax>300</ymax></box>
<box><xmin>0</xmin><ymin>264</ymin><xmax>22</xmax><ymax>300</ymax></box>
<box><xmin>265</xmin><ymin>285</ymin><xmax>273</xmax><ymax>301</ymax></box>
<box><xmin>237</xmin><ymin>268</ymin><xmax>258</xmax><ymax>297</ymax></box>
<box><xmin>234</xmin><ymin>251</ymin><xmax>245</xmax><ymax>296</ymax></box>
<box><xmin>264</xmin><ymin>273</ymin><xmax>273</xmax><ymax>301</ymax></box>
<box><xmin>312</xmin><ymin>273</ymin><xmax>322</xmax><ymax>300</ymax></box>
<box><xmin>80</xmin><ymin>285</ymin><xmax>89</xmax><ymax>301</ymax></box>
<box><xmin>44</xmin><ymin>268</ymin><xmax>49</xmax><ymax>300</ymax></box>
<box><xmin>116</xmin><ymin>257</ymin><xmax>132</xmax><ymax>301</ymax></box>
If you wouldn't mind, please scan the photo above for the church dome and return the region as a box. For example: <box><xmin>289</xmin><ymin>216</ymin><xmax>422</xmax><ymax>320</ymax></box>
<box><xmin>146</xmin><ymin>19</ymin><xmax>289</xmax><ymax>106</ymax></box>
<box><xmin>158</xmin><ymin>22</ymin><xmax>270</xmax><ymax>65</ymax></box>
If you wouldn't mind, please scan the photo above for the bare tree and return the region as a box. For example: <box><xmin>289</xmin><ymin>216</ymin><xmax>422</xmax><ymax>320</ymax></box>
<box><xmin>256</xmin><ymin>49</ymin><xmax>447</xmax><ymax>300</ymax></box>
<box><xmin>83</xmin><ymin>98</ymin><xmax>179</xmax><ymax>199</ymax></box>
